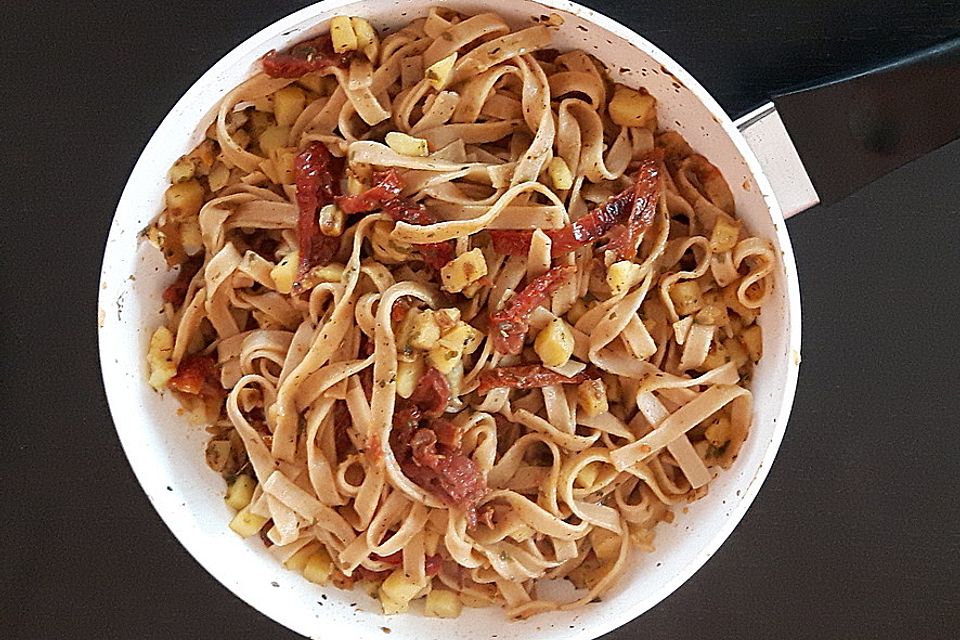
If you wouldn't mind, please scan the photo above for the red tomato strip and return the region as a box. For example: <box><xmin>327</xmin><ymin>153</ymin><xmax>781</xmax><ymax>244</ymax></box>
<box><xmin>261</xmin><ymin>35</ymin><xmax>352</xmax><ymax>78</ymax></box>
<box><xmin>488</xmin><ymin>151</ymin><xmax>663</xmax><ymax>258</ymax></box>
<box><xmin>489</xmin><ymin>265</ymin><xmax>575</xmax><ymax>355</ymax></box>
<box><xmin>168</xmin><ymin>354</ymin><xmax>220</xmax><ymax>396</ymax></box>
<box><xmin>335</xmin><ymin>170</ymin><xmax>404</xmax><ymax>214</ymax></box>
<box><xmin>476</xmin><ymin>364</ymin><xmax>591</xmax><ymax>395</ymax></box>
<box><xmin>293</xmin><ymin>141</ymin><xmax>342</xmax><ymax>292</ymax></box>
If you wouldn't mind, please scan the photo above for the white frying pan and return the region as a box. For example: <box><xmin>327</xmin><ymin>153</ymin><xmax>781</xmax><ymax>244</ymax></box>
<box><xmin>96</xmin><ymin>1</ymin><xmax>960</xmax><ymax>638</ymax></box>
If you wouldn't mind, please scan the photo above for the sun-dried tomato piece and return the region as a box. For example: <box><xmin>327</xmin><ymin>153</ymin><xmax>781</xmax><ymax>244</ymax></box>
<box><xmin>335</xmin><ymin>170</ymin><xmax>405</xmax><ymax>214</ymax></box>
<box><xmin>489</xmin><ymin>265</ymin><xmax>575</xmax><ymax>355</ymax></box>
<box><xmin>476</xmin><ymin>364</ymin><xmax>591</xmax><ymax>395</ymax></box>
<box><xmin>168</xmin><ymin>354</ymin><xmax>221</xmax><ymax>396</ymax></box>
<box><xmin>604</xmin><ymin>151</ymin><xmax>662</xmax><ymax>259</ymax></box>
<box><xmin>408</xmin><ymin>367</ymin><xmax>450</xmax><ymax>418</ymax></box>
<box><xmin>261</xmin><ymin>35</ymin><xmax>352</xmax><ymax>78</ymax></box>
<box><xmin>293</xmin><ymin>141</ymin><xmax>342</xmax><ymax>292</ymax></box>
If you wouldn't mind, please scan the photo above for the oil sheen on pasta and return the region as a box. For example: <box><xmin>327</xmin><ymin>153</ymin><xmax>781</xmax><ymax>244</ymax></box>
<box><xmin>144</xmin><ymin>7</ymin><xmax>774</xmax><ymax>619</ymax></box>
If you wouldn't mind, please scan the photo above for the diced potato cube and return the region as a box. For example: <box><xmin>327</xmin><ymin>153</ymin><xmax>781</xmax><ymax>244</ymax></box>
<box><xmin>381</xmin><ymin>569</ymin><xmax>427</xmax><ymax>604</ymax></box>
<box><xmin>409</xmin><ymin>310</ymin><xmax>442</xmax><ymax>350</ymax></box>
<box><xmin>229</xmin><ymin>507</ymin><xmax>268</xmax><ymax>538</ymax></box>
<box><xmin>350</xmin><ymin>17</ymin><xmax>379</xmax><ymax>61</ymax></box>
<box><xmin>424</xmin><ymin>589</ymin><xmax>462</xmax><ymax>618</ymax></box>
<box><xmin>274</xmin><ymin>148</ymin><xmax>298</xmax><ymax>186</ymax></box>
<box><xmin>698</xmin><ymin>339</ymin><xmax>729</xmax><ymax>371</ymax></box>
<box><xmin>439</xmin><ymin>248</ymin><xmax>487</xmax><ymax>293</ymax></box>
<box><xmin>606</xmin><ymin>260</ymin><xmax>642</xmax><ymax>296</ymax></box>
<box><xmin>722</xmin><ymin>336</ymin><xmax>749</xmax><ymax>368</ymax></box>
<box><xmin>385</xmin><ymin>131</ymin><xmax>430</xmax><ymax>157</ymax></box>
<box><xmin>207</xmin><ymin>162</ymin><xmax>231</xmax><ymax>192</ymax></box>
<box><xmin>439</xmin><ymin>322</ymin><xmax>483</xmax><ymax>355</ymax></box>
<box><xmin>434</xmin><ymin>308</ymin><xmax>461</xmax><ymax>332</ymax></box>
<box><xmin>379</xmin><ymin>590</ymin><xmax>409</xmax><ymax>615</ymax></box>
<box><xmin>575</xmin><ymin>462</ymin><xmax>600</xmax><ymax>489</ymax></box>
<box><xmin>705</xmin><ymin>414</ymin><xmax>731</xmax><ymax>447</ymax></box>
<box><xmin>309</xmin><ymin>262</ymin><xmax>345</xmax><ymax>284</ymax></box>
<box><xmin>258</xmin><ymin>125</ymin><xmax>291</xmax><ymax>157</ymax></box>
<box><xmin>318</xmin><ymin>204</ymin><xmax>344</xmax><ymax>237</ymax></box>
<box><xmin>547</xmin><ymin>156</ymin><xmax>574</xmax><ymax>191</ymax></box>
<box><xmin>284</xmin><ymin>543</ymin><xmax>319</xmax><ymax>571</ymax></box>
<box><xmin>147</xmin><ymin>326</ymin><xmax>176</xmax><ymax>390</ymax></box>
<box><xmin>425</xmin><ymin>52</ymin><xmax>457</xmax><ymax>91</ymax></box>
<box><xmin>534</xmin><ymin>317</ymin><xmax>575</xmax><ymax>367</ymax></box>
<box><xmin>741</xmin><ymin>325</ymin><xmax>763</xmax><ymax>362</ymax></box>
<box><xmin>396</xmin><ymin>357</ymin><xmax>424</xmax><ymax>398</ymax></box>
<box><xmin>303</xmin><ymin>548</ymin><xmax>334</xmax><ymax>584</ymax></box>
<box><xmin>589</xmin><ymin>528</ymin><xmax>620</xmax><ymax>561</ymax></box>
<box><xmin>224</xmin><ymin>474</ymin><xmax>257</xmax><ymax>511</ymax></box>
<box><xmin>347</xmin><ymin>172</ymin><xmax>366</xmax><ymax>195</ymax></box>
<box><xmin>180</xmin><ymin>219</ymin><xmax>203</xmax><ymax>256</ymax></box>
<box><xmin>169</xmin><ymin>155</ymin><xmax>196</xmax><ymax>183</ymax></box>
<box><xmin>270</xmin><ymin>251</ymin><xmax>299</xmax><ymax>294</ymax></box>
<box><xmin>330</xmin><ymin>16</ymin><xmax>359</xmax><ymax>53</ymax></box>
<box><xmin>669</xmin><ymin>280</ymin><xmax>703</xmax><ymax>316</ymax></box>
<box><xmin>609</xmin><ymin>85</ymin><xmax>657</xmax><ymax>129</ymax></box>
<box><xmin>577</xmin><ymin>379</ymin><xmax>608</xmax><ymax>418</ymax></box>
<box><xmin>722</xmin><ymin>283</ymin><xmax>758</xmax><ymax>325</ymax></box>
<box><xmin>273</xmin><ymin>86</ymin><xmax>306</xmax><ymax>126</ymax></box>
<box><xmin>695</xmin><ymin>291</ymin><xmax>729</xmax><ymax>326</ymax></box>
<box><xmin>165</xmin><ymin>180</ymin><xmax>205</xmax><ymax>218</ymax></box>
<box><xmin>710</xmin><ymin>216</ymin><xmax>741</xmax><ymax>253</ymax></box>
<box><xmin>427</xmin><ymin>345</ymin><xmax>462</xmax><ymax>374</ymax></box>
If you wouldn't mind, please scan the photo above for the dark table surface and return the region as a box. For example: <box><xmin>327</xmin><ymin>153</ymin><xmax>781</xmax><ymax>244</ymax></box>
<box><xmin>4</xmin><ymin>1</ymin><xmax>960</xmax><ymax>638</ymax></box>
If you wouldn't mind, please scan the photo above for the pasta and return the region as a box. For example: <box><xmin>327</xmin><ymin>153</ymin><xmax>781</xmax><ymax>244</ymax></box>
<box><xmin>144</xmin><ymin>8</ymin><xmax>775</xmax><ymax>618</ymax></box>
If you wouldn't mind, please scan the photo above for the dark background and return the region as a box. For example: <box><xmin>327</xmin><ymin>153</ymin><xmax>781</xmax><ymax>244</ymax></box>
<box><xmin>3</xmin><ymin>1</ymin><xmax>960</xmax><ymax>638</ymax></box>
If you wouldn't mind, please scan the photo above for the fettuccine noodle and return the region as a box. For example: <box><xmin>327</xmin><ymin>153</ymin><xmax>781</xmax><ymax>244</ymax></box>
<box><xmin>144</xmin><ymin>8</ymin><xmax>774</xmax><ymax>619</ymax></box>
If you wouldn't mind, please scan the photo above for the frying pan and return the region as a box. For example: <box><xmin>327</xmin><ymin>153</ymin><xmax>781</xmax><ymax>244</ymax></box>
<box><xmin>96</xmin><ymin>1</ymin><xmax>960</xmax><ymax>638</ymax></box>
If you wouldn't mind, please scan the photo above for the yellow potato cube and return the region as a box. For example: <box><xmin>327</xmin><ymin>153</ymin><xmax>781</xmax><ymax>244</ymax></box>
<box><xmin>379</xmin><ymin>590</ymin><xmax>409</xmax><ymax>615</ymax></box>
<box><xmin>351</xmin><ymin>17</ymin><xmax>379</xmax><ymax>61</ymax></box>
<box><xmin>396</xmin><ymin>357</ymin><xmax>424</xmax><ymax>398</ymax></box>
<box><xmin>705</xmin><ymin>414</ymin><xmax>732</xmax><ymax>447</ymax></box>
<box><xmin>284</xmin><ymin>543</ymin><xmax>320</xmax><ymax>572</ymax></box>
<box><xmin>609</xmin><ymin>85</ymin><xmax>657</xmax><ymax>129</ymax></box>
<box><xmin>723</xmin><ymin>336</ymin><xmax>750</xmax><ymax>368</ymax></box>
<box><xmin>409</xmin><ymin>310</ymin><xmax>442</xmax><ymax>351</ymax></box>
<box><xmin>741</xmin><ymin>325</ymin><xmax>763</xmax><ymax>362</ymax></box>
<box><xmin>577</xmin><ymin>379</ymin><xmax>608</xmax><ymax>418</ymax></box>
<box><xmin>303</xmin><ymin>548</ymin><xmax>334</xmax><ymax>584</ymax></box>
<box><xmin>309</xmin><ymin>262</ymin><xmax>345</xmax><ymax>284</ymax></box>
<box><xmin>273</xmin><ymin>148</ymin><xmax>298</xmax><ymax>186</ymax></box>
<box><xmin>575</xmin><ymin>462</ymin><xmax>600</xmax><ymax>489</ymax></box>
<box><xmin>147</xmin><ymin>326</ymin><xmax>176</xmax><ymax>390</ymax></box>
<box><xmin>589</xmin><ymin>528</ymin><xmax>620</xmax><ymax>561</ymax></box>
<box><xmin>229</xmin><ymin>507</ymin><xmax>268</xmax><ymax>538</ymax></box>
<box><xmin>669</xmin><ymin>280</ymin><xmax>704</xmax><ymax>316</ymax></box>
<box><xmin>425</xmin><ymin>52</ymin><xmax>458</xmax><ymax>91</ymax></box>
<box><xmin>534</xmin><ymin>317</ymin><xmax>575</xmax><ymax>367</ymax></box>
<box><xmin>385</xmin><ymin>131</ymin><xmax>430</xmax><ymax>157</ymax></box>
<box><xmin>439</xmin><ymin>322</ymin><xmax>483</xmax><ymax>355</ymax></box>
<box><xmin>224</xmin><ymin>474</ymin><xmax>256</xmax><ymax>511</ymax></box>
<box><xmin>427</xmin><ymin>345</ymin><xmax>462</xmax><ymax>374</ymax></box>
<box><xmin>165</xmin><ymin>180</ymin><xmax>205</xmax><ymax>218</ymax></box>
<box><xmin>273</xmin><ymin>86</ymin><xmax>307</xmax><ymax>126</ymax></box>
<box><xmin>318</xmin><ymin>204</ymin><xmax>344</xmax><ymax>237</ymax></box>
<box><xmin>381</xmin><ymin>568</ymin><xmax>427</xmax><ymax>604</ymax></box>
<box><xmin>258</xmin><ymin>125</ymin><xmax>291</xmax><ymax>157</ymax></box>
<box><xmin>547</xmin><ymin>156</ymin><xmax>574</xmax><ymax>191</ymax></box>
<box><xmin>270</xmin><ymin>251</ymin><xmax>299</xmax><ymax>294</ymax></box>
<box><xmin>440</xmin><ymin>248</ymin><xmax>487</xmax><ymax>293</ymax></box>
<box><xmin>330</xmin><ymin>16</ymin><xmax>358</xmax><ymax>53</ymax></box>
<box><xmin>424</xmin><ymin>589</ymin><xmax>462</xmax><ymax>618</ymax></box>
<box><xmin>710</xmin><ymin>216</ymin><xmax>741</xmax><ymax>253</ymax></box>
<box><xmin>207</xmin><ymin>162</ymin><xmax>231</xmax><ymax>192</ymax></box>
<box><xmin>168</xmin><ymin>155</ymin><xmax>196</xmax><ymax>183</ymax></box>
<box><xmin>434</xmin><ymin>308</ymin><xmax>461</xmax><ymax>332</ymax></box>
<box><xmin>606</xmin><ymin>260</ymin><xmax>642</xmax><ymax>296</ymax></box>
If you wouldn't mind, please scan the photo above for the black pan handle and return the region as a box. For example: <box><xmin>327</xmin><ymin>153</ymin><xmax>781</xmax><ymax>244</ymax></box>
<box><xmin>772</xmin><ymin>36</ymin><xmax>960</xmax><ymax>206</ymax></box>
